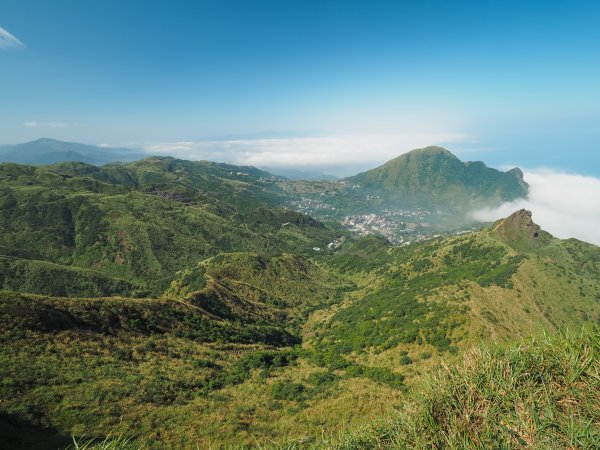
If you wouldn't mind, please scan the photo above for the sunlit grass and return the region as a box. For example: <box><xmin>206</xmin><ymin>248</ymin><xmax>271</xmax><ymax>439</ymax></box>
<box><xmin>298</xmin><ymin>328</ymin><xmax>600</xmax><ymax>449</ymax></box>
<box><xmin>66</xmin><ymin>434</ymin><xmax>139</xmax><ymax>450</ymax></box>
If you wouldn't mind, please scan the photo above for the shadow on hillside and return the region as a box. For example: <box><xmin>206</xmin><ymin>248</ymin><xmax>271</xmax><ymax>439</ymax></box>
<box><xmin>0</xmin><ymin>411</ymin><xmax>70</xmax><ymax>450</ymax></box>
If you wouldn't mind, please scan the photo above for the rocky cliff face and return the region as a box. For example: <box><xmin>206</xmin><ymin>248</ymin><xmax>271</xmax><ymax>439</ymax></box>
<box><xmin>492</xmin><ymin>209</ymin><xmax>551</xmax><ymax>250</ymax></box>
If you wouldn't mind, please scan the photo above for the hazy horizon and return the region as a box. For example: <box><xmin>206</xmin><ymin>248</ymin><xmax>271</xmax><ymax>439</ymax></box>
<box><xmin>2</xmin><ymin>1</ymin><xmax>600</xmax><ymax>177</ymax></box>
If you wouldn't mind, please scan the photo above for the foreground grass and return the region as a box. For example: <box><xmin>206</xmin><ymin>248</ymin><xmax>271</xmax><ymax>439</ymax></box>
<box><xmin>68</xmin><ymin>329</ymin><xmax>599</xmax><ymax>449</ymax></box>
<box><xmin>66</xmin><ymin>435</ymin><xmax>138</xmax><ymax>450</ymax></box>
<box><xmin>299</xmin><ymin>329</ymin><xmax>600</xmax><ymax>449</ymax></box>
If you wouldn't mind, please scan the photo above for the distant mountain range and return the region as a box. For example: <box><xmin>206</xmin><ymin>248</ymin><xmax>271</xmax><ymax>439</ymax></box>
<box><xmin>0</xmin><ymin>139</ymin><xmax>529</xmax><ymax>229</ymax></box>
<box><xmin>0</xmin><ymin>138</ymin><xmax>146</xmax><ymax>165</ymax></box>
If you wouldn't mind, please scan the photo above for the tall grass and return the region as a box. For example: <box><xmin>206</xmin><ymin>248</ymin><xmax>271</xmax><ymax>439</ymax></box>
<box><xmin>295</xmin><ymin>328</ymin><xmax>600</xmax><ymax>449</ymax></box>
<box><xmin>66</xmin><ymin>330</ymin><xmax>599</xmax><ymax>449</ymax></box>
<box><xmin>66</xmin><ymin>434</ymin><xmax>139</xmax><ymax>450</ymax></box>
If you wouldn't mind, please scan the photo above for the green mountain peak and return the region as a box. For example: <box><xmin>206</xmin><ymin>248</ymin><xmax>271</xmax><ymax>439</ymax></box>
<box><xmin>346</xmin><ymin>146</ymin><xmax>528</xmax><ymax>210</ymax></box>
<box><xmin>391</xmin><ymin>145</ymin><xmax>458</xmax><ymax>160</ymax></box>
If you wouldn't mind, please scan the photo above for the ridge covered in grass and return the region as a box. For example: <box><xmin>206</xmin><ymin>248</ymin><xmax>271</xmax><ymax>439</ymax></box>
<box><xmin>53</xmin><ymin>329</ymin><xmax>600</xmax><ymax>449</ymax></box>
<box><xmin>303</xmin><ymin>329</ymin><xmax>600</xmax><ymax>449</ymax></box>
<box><xmin>2</xmin><ymin>211</ymin><xmax>600</xmax><ymax>448</ymax></box>
<box><xmin>0</xmin><ymin>155</ymin><xmax>598</xmax><ymax>449</ymax></box>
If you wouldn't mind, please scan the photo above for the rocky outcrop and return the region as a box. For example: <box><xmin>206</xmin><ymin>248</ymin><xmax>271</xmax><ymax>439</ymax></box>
<box><xmin>492</xmin><ymin>210</ymin><xmax>550</xmax><ymax>250</ymax></box>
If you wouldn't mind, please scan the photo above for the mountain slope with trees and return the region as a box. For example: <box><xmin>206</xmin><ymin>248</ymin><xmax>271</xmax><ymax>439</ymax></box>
<box><xmin>0</xmin><ymin>154</ymin><xmax>596</xmax><ymax>449</ymax></box>
<box><xmin>346</xmin><ymin>146</ymin><xmax>528</xmax><ymax>209</ymax></box>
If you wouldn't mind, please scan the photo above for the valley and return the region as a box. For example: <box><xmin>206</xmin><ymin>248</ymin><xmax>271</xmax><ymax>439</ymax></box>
<box><xmin>3</xmin><ymin>2</ymin><xmax>600</xmax><ymax>448</ymax></box>
<box><xmin>0</xmin><ymin>145</ymin><xmax>598</xmax><ymax>449</ymax></box>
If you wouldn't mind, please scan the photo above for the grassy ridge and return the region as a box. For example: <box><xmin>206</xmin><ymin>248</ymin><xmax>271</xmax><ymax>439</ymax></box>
<box><xmin>166</xmin><ymin>252</ymin><xmax>352</xmax><ymax>334</ymax></box>
<box><xmin>32</xmin><ymin>329</ymin><xmax>600</xmax><ymax>449</ymax></box>
<box><xmin>308</xmin><ymin>329</ymin><xmax>599</xmax><ymax>449</ymax></box>
<box><xmin>0</xmin><ymin>256</ymin><xmax>139</xmax><ymax>297</ymax></box>
<box><xmin>309</xmin><ymin>218</ymin><xmax>600</xmax><ymax>377</ymax></box>
<box><xmin>0</xmin><ymin>289</ymin><xmax>401</xmax><ymax>449</ymax></box>
<box><xmin>0</xmin><ymin>160</ymin><xmax>340</xmax><ymax>296</ymax></box>
<box><xmin>1</xmin><ymin>155</ymin><xmax>599</xmax><ymax>449</ymax></box>
<box><xmin>2</xmin><ymin>218</ymin><xmax>600</xmax><ymax>448</ymax></box>
<box><xmin>0</xmin><ymin>291</ymin><xmax>297</xmax><ymax>346</ymax></box>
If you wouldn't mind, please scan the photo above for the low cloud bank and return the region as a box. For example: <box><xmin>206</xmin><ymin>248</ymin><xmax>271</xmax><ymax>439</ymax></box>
<box><xmin>471</xmin><ymin>170</ymin><xmax>600</xmax><ymax>246</ymax></box>
<box><xmin>144</xmin><ymin>132</ymin><xmax>467</xmax><ymax>176</ymax></box>
<box><xmin>23</xmin><ymin>121</ymin><xmax>67</xmax><ymax>128</ymax></box>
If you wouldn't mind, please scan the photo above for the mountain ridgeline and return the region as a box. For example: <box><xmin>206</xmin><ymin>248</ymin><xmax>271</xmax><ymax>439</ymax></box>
<box><xmin>347</xmin><ymin>146</ymin><xmax>528</xmax><ymax>209</ymax></box>
<box><xmin>0</xmin><ymin>156</ymin><xmax>333</xmax><ymax>297</ymax></box>
<box><xmin>0</xmin><ymin>141</ymin><xmax>597</xmax><ymax>449</ymax></box>
<box><xmin>0</xmin><ymin>138</ymin><xmax>146</xmax><ymax>166</ymax></box>
<box><xmin>0</xmin><ymin>139</ymin><xmax>529</xmax><ymax>219</ymax></box>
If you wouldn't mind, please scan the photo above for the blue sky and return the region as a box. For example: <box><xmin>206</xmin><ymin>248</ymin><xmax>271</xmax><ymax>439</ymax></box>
<box><xmin>1</xmin><ymin>0</ymin><xmax>600</xmax><ymax>175</ymax></box>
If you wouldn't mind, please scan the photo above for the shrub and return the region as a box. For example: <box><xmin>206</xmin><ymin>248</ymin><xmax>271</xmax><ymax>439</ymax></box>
<box><xmin>322</xmin><ymin>329</ymin><xmax>600</xmax><ymax>449</ymax></box>
<box><xmin>270</xmin><ymin>381</ymin><xmax>306</xmax><ymax>401</ymax></box>
<box><xmin>399</xmin><ymin>355</ymin><xmax>412</xmax><ymax>365</ymax></box>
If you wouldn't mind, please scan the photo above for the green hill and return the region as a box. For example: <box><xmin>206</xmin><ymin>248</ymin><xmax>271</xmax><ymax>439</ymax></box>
<box><xmin>0</xmin><ymin>155</ymin><xmax>596</xmax><ymax>449</ymax></box>
<box><xmin>164</xmin><ymin>252</ymin><xmax>351</xmax><ymax>335</ymax></box>
<box><xmin>0</xmin><ymin>159</ymin><xmax>338</xmax><ymax>295</ymax></box>
<box><xmin>1</xmin><ymin>203</ymin><xmax>599</xmax><ymax>448</ymax></box>
<box><xmin>312</xmin><ymin>210</ymin><xmax>599</xmax><ymax>372</ymax></box>
<box><xmin>346</xmin><ymin>146</ymin><xmax>528</xmax><ymax>210</ymax></box>
<box><xmin>1</xmin><ymin>141</ymin><xmax>532</xmax><ymax>229</ymax></box>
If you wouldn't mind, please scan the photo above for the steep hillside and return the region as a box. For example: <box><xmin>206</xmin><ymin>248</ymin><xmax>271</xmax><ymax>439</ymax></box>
<box><xmin>492</xmin><ymin>208</ymin><xmax>553</xmax><ymax>250</ymax></box>
<box><xmin>346</xmin><ymin>146</ymin><xmax>528</xmax><ymax>210</ymax></box>
<box><xmin>0</xmin><ymin>255</ymin><xmax>140</xmax><ymax>297</ymax></box>
<box><xmin>0</xmin><ymin>255</ymin><xmax>361</xmax><ymax>450</ymax></box>
<box><xmin>312</xmin><ymin>210</ymin><xmax>599</xmax><ymax>379</ymax></box>
<box><xmin>310</xmin><ymin>329</ymin><xmax>600</xmax><ymax>449</ymax></box>
<box><xmin>0</xmin><ymin>291</ymin><xmax>301</xmax><ymax>450</ymax></box>
<box><xmin>165</xmin><ymin>252</ymin><xmax>352</xmax><ymax>334</ymax></box>
<box><xmin>98</xmin><ymin>156</ymin><xmax>285</xmax><ymax>211</ymax></box>
<box><xmin>1</xmin><ymin>208</ymin><xmax>598</xmax><ymax>448</ymax></box>
<box><xmin>0</xmin><ymin>159</ymin><xmax>337</xmax><ymax>295</ymax></box>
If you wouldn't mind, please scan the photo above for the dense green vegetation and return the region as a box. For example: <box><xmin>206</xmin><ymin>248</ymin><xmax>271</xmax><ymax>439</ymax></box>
<box><xmin>1</xmin><ymin>154</ymin><xmax>599</xmax><ymax>449</ymax></box>
<box><xmin>166</xmin><ymin>252</ymin><xmax>352</xmax><ymax>334</ymax></box>
<box><xmin>0</xmin><ymin>291</ymin><xmax>304</xmax><ymax>449</ymax></box>
<box><xmin>0</xmin><ymin>256</ymin><xmax>139</xmax><ymax>297</ymax></box>
<box><xmin>309</xmin><ymin>329</ymin><xmax>600</xmax><ymax>449</ymax></box>
<box><xmin>0</xmin><ymin>289</ymin><xmax>403</xmax><ymax>449</ymax></box>
<box><xmin>314</xmin><ymin>234</ymin><xmax>527</xmax><ymax>361</ymax></box>
<box><xmin>0</xmin><ymin>158</ymin><xmax>339</xmax><ymax>295</ymax></box>
<box><xmin>12</xmin><ymin>329</ymin><xmax>598</xmax><ymax>449</ymax></box>
<box><xmin>347</xmin><ymin>146</ymin><xmax>528</xmax><ymax>210</ymax></box>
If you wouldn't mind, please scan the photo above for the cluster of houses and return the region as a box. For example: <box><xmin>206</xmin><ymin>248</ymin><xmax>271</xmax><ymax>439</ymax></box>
<box><xmin>289</xmin><ymin>197</ymin><xmax>340</xmax><ymax>219</ymax></box>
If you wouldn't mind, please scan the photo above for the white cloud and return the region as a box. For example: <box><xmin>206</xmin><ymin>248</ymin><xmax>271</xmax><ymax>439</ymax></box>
<box><xmin>23</xmin><ymin>121</ymin><xmax>67</xmax><ymax>128</ymax></box>
<box><xmin>0</xmin><ymin>26</ymin><xmax>25</xmax><ymax>49</ymax></box>
<box><xmin>471</xmin><ymin>170</ymin><xmax>600</xmax><ymax>246</ymax></box>
<box><xmin>144</xmin><ymin>132</ymin><xmax>468</xmax><ymax>175</ymax></box>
